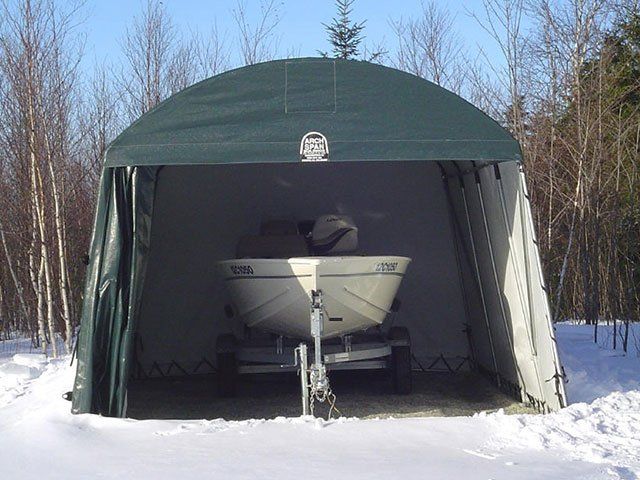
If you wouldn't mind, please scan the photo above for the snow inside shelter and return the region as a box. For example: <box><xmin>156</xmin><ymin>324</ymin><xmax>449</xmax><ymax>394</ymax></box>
<box><xmin>72</xmin><ymin>58</ymin><xmax>567</xmax><ymax>417</ymax></box>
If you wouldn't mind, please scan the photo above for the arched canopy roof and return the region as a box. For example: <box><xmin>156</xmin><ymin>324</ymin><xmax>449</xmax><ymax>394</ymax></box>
<box><xmin>105</xmin><ymin>58</ymin><xmax>521</xmax><ymax>167</ymax></box>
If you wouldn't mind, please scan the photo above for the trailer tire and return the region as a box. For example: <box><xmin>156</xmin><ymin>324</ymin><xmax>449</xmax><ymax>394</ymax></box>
<box><xmin>389</xmin><ymin>327</ymin><xmax>412</xmax><ymax>395</ymax></box>
<box><xmin>216</xmin><ymin>334</ymin><xmax>238</xmax><ymax>397</ymax></box>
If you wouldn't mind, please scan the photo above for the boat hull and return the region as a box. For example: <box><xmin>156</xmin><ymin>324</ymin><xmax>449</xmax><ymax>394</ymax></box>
<box><xmin>217</xmin><ymin>256</ymin><xmax>411</xmax><ymax>340</ymax></box>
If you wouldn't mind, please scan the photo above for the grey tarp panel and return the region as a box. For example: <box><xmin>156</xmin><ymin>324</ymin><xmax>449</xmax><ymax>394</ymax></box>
<box><xmin>72</xmin><ymin>57</ymin><xmax>565</xmax><ymax>417</ymax></box>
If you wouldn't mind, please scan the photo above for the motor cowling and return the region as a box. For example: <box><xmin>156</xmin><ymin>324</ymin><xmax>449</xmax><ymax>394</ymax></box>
<box><xmin>311</xmin><ymin>215</ymin><xmax>358</xmax><ymax>255</ymax></box>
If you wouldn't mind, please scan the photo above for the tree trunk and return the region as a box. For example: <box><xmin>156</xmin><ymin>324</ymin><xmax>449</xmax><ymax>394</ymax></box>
<box><xmin>0</xmin><ymin>219</ymin><xmax>31</xmax><ymax>323</ymax></box>
<box><xmin>44</xmin><ymin>137</ymin><xmax>73</xmax><ymax>352</ymax></box>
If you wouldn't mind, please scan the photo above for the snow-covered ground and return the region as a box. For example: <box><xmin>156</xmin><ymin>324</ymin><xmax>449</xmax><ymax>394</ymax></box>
<box><xmin>0</xmin><ymin>324</ymin><xmax>638</xmax><ymax>480</ymax></box>
<box><xmin>559</xmin><ymin>322</ymin><xmax>640</xmax><ymax>403</ymax></box>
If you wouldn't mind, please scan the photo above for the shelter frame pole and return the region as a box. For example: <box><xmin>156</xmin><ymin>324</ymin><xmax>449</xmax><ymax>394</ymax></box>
<box><xmin>473</xmin><ymin>166</ymin><xmax>525</xmax><ymax>400</ymax></box>
<box><xmin>438</xmin><ymin>163</ymin><xmax>476</xmax><ymax>367</ymax></box>
<box><xmin>455</xmin><ymin>169</ymin><xmax>500</xmax><ymax>386</ymax></box>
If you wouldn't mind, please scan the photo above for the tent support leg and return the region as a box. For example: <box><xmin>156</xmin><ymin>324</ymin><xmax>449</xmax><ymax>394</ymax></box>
<box><xmin>457</xmin><ymin>174</ymin><xmax>500</xmax><ymax>387</ymax></box>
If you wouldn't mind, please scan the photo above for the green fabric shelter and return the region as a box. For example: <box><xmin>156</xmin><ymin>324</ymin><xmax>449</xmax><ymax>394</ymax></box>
<box><xmin>72</xmin><ymin>58</ymin><xmax>566</xmax><ymax>417</ymax></box>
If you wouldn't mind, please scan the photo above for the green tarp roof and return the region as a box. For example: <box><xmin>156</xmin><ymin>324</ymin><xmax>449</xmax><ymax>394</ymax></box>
<box><xmin>105</xmin><ymin>58</ymin><xmax>521</xmax><ymax>167</ymax></box>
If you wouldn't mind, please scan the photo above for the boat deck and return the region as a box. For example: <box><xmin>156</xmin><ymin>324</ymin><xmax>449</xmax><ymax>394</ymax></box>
<box><xmin>127</xmin><ymin>371</ymin><xmax>535</xmax><ymax>420</ymax></box>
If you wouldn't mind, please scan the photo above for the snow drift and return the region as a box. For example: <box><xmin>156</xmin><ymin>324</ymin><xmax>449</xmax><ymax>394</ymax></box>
<box><xmin>0</xmin><ymin>323</ymin><xmax>638</xmax><ymax>479</ymax></box>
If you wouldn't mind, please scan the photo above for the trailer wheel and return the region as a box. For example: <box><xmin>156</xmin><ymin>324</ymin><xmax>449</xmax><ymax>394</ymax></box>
<box><xmin>388</xmin><ymin>327</ymin><xmax>412</xmax><ymax>395</ymax></box>
<box><xmin>216</xmin><ymin>334</ymin><xmax>238</xmax><ymax>397</ymax></box>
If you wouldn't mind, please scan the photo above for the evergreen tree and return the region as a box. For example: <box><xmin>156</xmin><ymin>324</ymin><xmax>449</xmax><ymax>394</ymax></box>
<box><xmin>323</xmin><ymin>0</ymin><xmax>365</xmax><ymax>59</ymax></box>
<box><xmin>581</xmin><ymin>13</ymin><xmax>640</xmax><ymax>115</ymax></box>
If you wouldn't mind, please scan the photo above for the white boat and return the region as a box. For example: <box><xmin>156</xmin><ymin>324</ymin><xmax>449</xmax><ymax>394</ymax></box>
<box><xmin>217</xmin><ymin>216</ymin><xmax>411</xmax><ymax>340</ymax></box>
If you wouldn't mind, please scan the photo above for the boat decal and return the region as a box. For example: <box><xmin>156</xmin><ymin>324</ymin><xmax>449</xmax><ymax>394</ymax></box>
<box><xmin>230</xmin><ymin>264</ymin><xmax>254</xmax><ymax>275</ymax></box>
<box><xmin>374</xmin><ymin>261</ymin><xmax>399</xmax><ymax>272</ymax></box>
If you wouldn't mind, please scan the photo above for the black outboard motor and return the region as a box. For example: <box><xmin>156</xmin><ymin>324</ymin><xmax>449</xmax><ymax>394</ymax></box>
<box><xmin>310</xmin><ymin>215</ymin><xmax>358</xmax><ymax>255</ymax></box>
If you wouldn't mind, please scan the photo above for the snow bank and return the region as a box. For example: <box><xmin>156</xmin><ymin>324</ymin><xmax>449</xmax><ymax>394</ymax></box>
<box><xmin>0</xmin><ymin>324</ymin><xmax>637</xmax><ymax>479</ymax></box>
<box><xmin>484</xmin><ymin>391</ymin><xmax>640</xmax><ymax>477</ymax></box>
<box><xmin>12</xmin><ymin>353</ymin><xmax>48</xmax><ymax>368</ymax></box>
<box><xmin>0</xmin><ymin>353</ymin><xmax>50</xmax><ymax>408</ymax></box>
<box><xmin>0</xmin><ymin>361</ymin><xmax>43</xmax><ymax>380</ymax></box>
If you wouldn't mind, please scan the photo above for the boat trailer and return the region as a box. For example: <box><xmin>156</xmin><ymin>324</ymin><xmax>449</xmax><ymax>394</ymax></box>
<box><xmin>215</xmin><ymin>290</ymin><xmax>412</xmax><ymax>418</ymax></box>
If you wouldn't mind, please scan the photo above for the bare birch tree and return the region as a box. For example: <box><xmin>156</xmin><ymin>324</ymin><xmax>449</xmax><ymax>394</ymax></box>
<box><xmin>120</xmin><ymin>0</ymin><xmax>206</xmax><ymax>118</ymax></box>
<box><xmin>0</xmin><ymin>0</ymin><xmax>84</xmax><ymax>354</ymax></box>
<box><xmin>82</xmin><ymin>63</ymin><xmax>122</xmax><ymax>182</ymax></box>
<box><xmin>120</xmin><ymin>0</ymin><xmax>176</xmax><ymax>118</ymax></box>
<box><xmin>470</xmin><ymin>0</ymin><xmax>526</xmax><ymax>143</ymax></box>
<box><xmin>232</xmin><ymin>0</ymin><xmax>281</xmax><ymax>66</ymax></box>
<box><xmin>197</xmin><ymin>24</ymin><xmax>231</xmax><ymax>78</ymax></box>
<box><xmin>392</xmin><ymin>1</ymin><xmax>465</xmax><ymax>93</ymax></box>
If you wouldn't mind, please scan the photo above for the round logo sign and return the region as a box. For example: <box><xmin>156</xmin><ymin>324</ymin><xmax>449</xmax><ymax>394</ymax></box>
<box><xmin>300</xmin><ymin>131</ymin><xmax>329</xmax><ymax>162</ymax></box>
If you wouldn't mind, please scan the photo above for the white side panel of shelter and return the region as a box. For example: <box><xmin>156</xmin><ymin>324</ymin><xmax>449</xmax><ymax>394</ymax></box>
<box><xmin>498</xmin><ymin>162</ymin><xmax>567</xmax><ymax>411</ymax></box>
<box><xmin>444</xmin><ymin>172</ymin><xmax>501</xmax><ymax>382</ymax></box>
<box><xmin>457</xmin><ymin>161</ymin><xmax>566</xmax><ymax>411</ymax></box>
<box><xmin>461</xmin><ymin>171</ymin><xmax>521</xmax><ymax>391</ymax></box>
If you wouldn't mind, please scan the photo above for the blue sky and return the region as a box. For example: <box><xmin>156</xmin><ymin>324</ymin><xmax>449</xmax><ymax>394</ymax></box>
<box><xmin>82</xmin><ymin>0</ymin><xmax>508</xmax><ymax>71</ymax></box>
